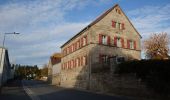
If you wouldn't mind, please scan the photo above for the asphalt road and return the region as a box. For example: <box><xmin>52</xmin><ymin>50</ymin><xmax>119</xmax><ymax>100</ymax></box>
<box><xmin>0</xmin><ymin>80</ymin><xmax>31</xmax><ymax>100</ymax></box>
<box><xmin>0</xmin><ymin>80</ymin><xmax>130</xmax><ymax>100</ymax></box>
<box><xmin>22</xmin><ymin>80</ymin><xmax>130</xmax><ymax>100</ymax></box>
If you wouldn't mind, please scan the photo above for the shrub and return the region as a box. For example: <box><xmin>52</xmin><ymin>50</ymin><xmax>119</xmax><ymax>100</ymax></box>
<box><xmin>115</xmin><ymin>60</ymin><xmax>170</xmax><ymax>96</ymax></box>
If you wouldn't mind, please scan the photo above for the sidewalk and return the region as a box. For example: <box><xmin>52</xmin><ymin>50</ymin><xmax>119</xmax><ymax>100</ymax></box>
<box><xmin>0</xmin><ymin>80</ymin><xmax>31</xmax><ymax>100</ymax></box>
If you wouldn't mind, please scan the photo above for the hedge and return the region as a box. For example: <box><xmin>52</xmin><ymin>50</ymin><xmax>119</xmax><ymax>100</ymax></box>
<box><xmin>115</xmin><ymin>59</ymin><xmax>170</xmax><ymax>96</ymax></box>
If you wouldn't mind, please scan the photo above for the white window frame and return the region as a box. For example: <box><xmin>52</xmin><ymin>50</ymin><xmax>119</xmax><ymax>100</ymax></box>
<box><xmin>83</xmin><ymin>37</ymin><xmax>86</xmax><ymax>46</ymax></box>
<box><xmin>83</xmin><ymin>56</ymin><xmax>86</xmax><ymax>66</ymax></box>
<box><xmin>102</xmin><ymin>35</ymin><xmax>107</xmax><ymax>45</ymax></box>
<box><xmin>102</xmin><ymin>55</ymin><xmax>109</xmax><ymax>64</ymax></box>
<box><xmin>116</xmin><ymin>38</ymin><xmax>121</xmax><ymax>47</ymax></box>
<box><xmin>130</xmin><ymin>41</ymin><xmax>134</xmax><ymax>49</ymax></box>
<box><xmin>77</xmin><ymin>41</ymin><xmax>80</xmax><ymax>49</ymax></box>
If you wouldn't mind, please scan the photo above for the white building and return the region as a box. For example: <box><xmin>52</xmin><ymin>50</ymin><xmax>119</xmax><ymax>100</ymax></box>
<box><xmin>0</xmin><ymin>47</ymin><xmax>12</xmax><ymax>88</ymax></box>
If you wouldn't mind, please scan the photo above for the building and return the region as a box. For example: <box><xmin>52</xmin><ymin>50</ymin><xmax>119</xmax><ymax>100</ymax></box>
<box><xmin>47</xmin><ymin>53</ymin><xmax>62</xmax><ymax>84</ymax></box>
<box><xmin>60</xmin><ymin>4</ymin><xmax>141</xmax><ymax>89</ymax></box>
<box><xmin>0</xmin><ymin>47</ymin><xmax>12</xmax><ymax>89</ymax></box>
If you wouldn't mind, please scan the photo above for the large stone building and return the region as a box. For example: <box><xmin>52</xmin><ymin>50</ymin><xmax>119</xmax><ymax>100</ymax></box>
<box><xmin>60</xmin><ymin>4</ymin><xmax>141</xmax><ymax>89</ymax></box>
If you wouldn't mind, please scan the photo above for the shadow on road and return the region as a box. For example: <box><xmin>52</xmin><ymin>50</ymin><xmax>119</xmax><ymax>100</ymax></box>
<box><xmin>0</xmin><ymin>80</ymin><xmax>31</xmax><ymax>100</ymax></box>
<box><xmin>23</xmin><ymin>80</ymin><xmax>129</xmax><ymax>100</ymax></box>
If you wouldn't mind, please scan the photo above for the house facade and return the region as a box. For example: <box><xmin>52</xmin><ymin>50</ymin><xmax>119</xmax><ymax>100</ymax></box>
<box><xmin>60</xmin><ymin>4</ymin><xmax>141</xmax><ymax>89</ymax></box>
<box><xmin>47</xmin><ymin>53</ymin><xmax>62</xmax><ymax>84</ymax></box>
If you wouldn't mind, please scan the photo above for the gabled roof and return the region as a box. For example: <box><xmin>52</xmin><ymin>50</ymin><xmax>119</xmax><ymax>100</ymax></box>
<box><xmin>50</xmin><ymin>53</ymin><xmax>62</xmax><ymax>65</ymax></box>
<box><xmin>61</xmin><ymin>4</ymin><xmax>142</xmax><ymax>48</ymax></box>
<box><xmin>51</xmin><ymin>53</ymin><xmax>62</xmax><ymax>58</ymax></box>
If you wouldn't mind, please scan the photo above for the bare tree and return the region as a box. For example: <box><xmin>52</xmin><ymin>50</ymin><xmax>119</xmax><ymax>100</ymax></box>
<box><xmin>143</xmin><ymin>32</ymin><xmax>170</xmax><ymax>59</ymax></box>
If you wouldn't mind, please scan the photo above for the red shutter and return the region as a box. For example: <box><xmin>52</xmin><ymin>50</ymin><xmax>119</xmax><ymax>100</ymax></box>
<box><xmin>85</xmin><ymin>56</ymin><xmax>87</xmax><ymax>65</ymax></box>
<box><xmin>78</xmin><ymin>58</ymin><xmax>80</xmax><ymax>66</ymax></box>
<box><xmin>134</xmin><ymin>41</ymin><xmax>136</xmax><ymax>49</ymax></box>
<box><xmin>86</xmin><ymin>36</ymin><xmax>88</xmax><ymax>45</ymax></box>
<box><xmin>73</xmin><ymin>59</ymin><xmax>75</xmax><ymax>68</ymax></box>
<box><xmin>127</xmin><ymin>40</ymin><xmax>130</xmax><ymax>49</ymax></box>
<box><xmin>68</xmin><ymin>61</ymin><xmax>70</xmax><ymax>69</ymax></box>
<box><xmin>74</xmin><ymin>59</ymin><xmax>76</xmax><ymax>67</ymax></box>
<box><xmin>81</xmin><ymin>38</ymin><xmax>83</xmax><ymax>47</ymax></box>
<box><xmin>121</xmin><ymin>38</ymin><xmax>124</xmax><ymax>48</ymax></box>
<box><xmin>112</xmin><ymin>20</ymin><xmax>116</xmax><ymax>28</ymax></box>
<box><xmin>69</xmin><ymin>61</ymin><xmax>71</xmax><ymax>69</ymax></box>
<box><xmin>77</xmin><ymin>40</ymin><xmax>80</xmax><ymax>49</ymax></box>
<box><xmin>72</xmin><ymin>60</ymin><xmax>74</xmax><ymax>68</ymax></box>
<box><xmin>80</xmin><ymin>56</ymin><xmax>83</xmax><ymax>66</ymax></box>
<box><xmin>114</xmin><ymin>36</ymin><xmax>117</xmax><ymax>47</ymax></box>
<box><xmin>99</xmin><ymin>34</ymin><xmax>102</xmax><ymax>44</ymax></box>
<box><xmin>75</xmin><ymin>42</ymin><xmax>77</xmax><ymax>50</ymax></box>
<box><xmin>122</xmin><ymin>23</ymin><xmax>125</xmax><ymax>30</ymax></box>
<box><xmin>73</xmin><ymin>44</ymin><xmax>75</xmax><ymax>52</ymax></box>
<box><xmin>107</xmin><ymin>36</ymin><xmax>110</xmax><ymax>45</ymax></box>
<box><xmin>70</xmin><ymin>45</ymin><xmax>72</xmax><ymax>53</ymax></box>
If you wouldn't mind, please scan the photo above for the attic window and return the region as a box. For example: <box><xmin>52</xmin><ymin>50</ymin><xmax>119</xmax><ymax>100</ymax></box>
<box><xmin>115</xmin><ymin>9</ymin><xmax>121</xmax><ymax>14</ymax></box>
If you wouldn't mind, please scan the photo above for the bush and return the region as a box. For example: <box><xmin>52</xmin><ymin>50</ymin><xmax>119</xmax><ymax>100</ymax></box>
<box><xmin>115</xmin><ymin>59</ymin><xmax>170</xmax><ymax>96</ymax></box>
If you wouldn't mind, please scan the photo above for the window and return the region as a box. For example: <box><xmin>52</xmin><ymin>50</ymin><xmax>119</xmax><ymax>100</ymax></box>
<box><xmin>66</xmin><ymin>62</ymin><xmax>68</xmax><ymax>69</ymax></box>
<box><xmin>116</xmin><ymin>57</ymin><xmax>125</xmax><ymax>64</ymax></box>
<box><xmin>102</xmin><ymin>35</ymin><xmax>107</xmax><ymax>45</ymax></box>
<box><xmin>99</xmin><ymin>55</ymin><xmax>109</xmax><ymax>64</ymax></box>
<box><xmin>99</xmin><ymin>34</ymin><xmax>110</xmax><ymax>45</ymax></box>
<box><xmin>77</xmin><ymin>41</ymin><xmax>80</xmax><ymax>49</ymax></box>
<box><xmin>112</xmin><ymin>20</ymin><xmax>125</xmax><ymax>30</ymax></box>
<box><xmin>127</xmin><ymin>40</ymin><xmax>136</xmax><ymax>49</ymax></box>
<box><xmin>83</xmin><ymin>56</ymin><xmax>86</xmax><ymax>66</ymax></box>
<box><xmin>76</xmin><ymin>58</ymin><xmax>80</xmax><ymax>67</ymax></box>
<box><xmin>130</xmin><ymin>41</ymin><xmax>134</xmax><ymax>49</ymax></box>
<box><xmin>103</xmin><ymin>55</ymin><xmax>109</xmax><ymax>63</ymax></box>
<box><xmin>71</xmin><ymin>45</ymin><xmax>74</xmax><ymax>52</ymax></box>
<box><xmin>67</xmin><ymin>47</ymin><xmax>69</xmax><ymax>54</ymax></box>
<box><xmin>120</xmin><ymin>23</ymin><xmax>122</xmax><ymax>30</ymax></box>
<box><xmin>116</xmin><ymin>9</ymin><xmax>121</xmax><ymax>14</ymax></box>
<box><xmin>69</xmin><ymin>46</ymin><xmax>71</xmax><ymax>53</ymax></box>
<box><xmin>116</xmin><ymin>22</ymin><xmax>119</xmax><ymax>29</ymax></box>
<box><xmin>71</xmin><ymin>60</ymin><xmax>74</xmax><ymax>68</ymax></box>
<box><xmin>116</xmin><ymin>37</ymin><xmax>121</xmax><ymax>47</ymax></box>
<box><xmin>74</xmin><ymin>43</ymin><xmax>77</xmax><ymax>50</ymax></box>
<box><xmin>83</xmin><ymin>36</ymin><xmax>87</xmax><ymax>46</ymax></box>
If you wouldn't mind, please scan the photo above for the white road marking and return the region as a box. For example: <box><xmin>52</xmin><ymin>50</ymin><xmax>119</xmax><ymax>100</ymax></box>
<box><xmin>22</xmin><ymin>80</ymin><xmax>40</xmax><ymax>100</ymax></box>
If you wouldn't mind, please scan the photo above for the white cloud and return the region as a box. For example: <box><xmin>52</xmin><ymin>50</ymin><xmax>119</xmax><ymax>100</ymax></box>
<box><xmin>128</xmin><ymin>4</ymin><xmax>170</xmax><ymax>58</ymax></box>
<box><xmin>0</xmin><ymin>0</ymin><xmax>92</xmax><ymax>66</ymax></box>
<box><xmin>128</xmin><ymin>4</ymin><xmax>170</xmax><ymax>36</ymax></box>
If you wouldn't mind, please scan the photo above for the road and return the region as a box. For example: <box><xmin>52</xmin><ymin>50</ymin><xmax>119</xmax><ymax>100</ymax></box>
<box><xmin>1</xmin><ymin>80</ymin><xmax>130</xmax><ymax>100</ymax></box>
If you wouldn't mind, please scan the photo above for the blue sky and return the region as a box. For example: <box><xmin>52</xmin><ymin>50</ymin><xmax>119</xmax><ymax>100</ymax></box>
<box><xmin>0</xmin><ymin>0</ymin><xmax>170</xmax><ymax>67</ymax></box>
